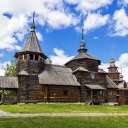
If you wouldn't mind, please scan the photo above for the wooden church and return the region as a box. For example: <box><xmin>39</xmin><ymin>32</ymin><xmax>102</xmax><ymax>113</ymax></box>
<box><xmin>0</xmin><ymin>15</ymin><xmax>128</xmax><ymax>105</ymax></box>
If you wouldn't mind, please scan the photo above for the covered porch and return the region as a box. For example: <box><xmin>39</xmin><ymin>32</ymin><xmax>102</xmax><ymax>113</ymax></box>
<box><xmin>0</xmin><ymin>76</ymin><xmax>18</xmax><ymax>104</ymax></box>
<box><xmin>84</xmin><ymin>84</ymin><xmax>106</xmax><ymax>104</ymax></box>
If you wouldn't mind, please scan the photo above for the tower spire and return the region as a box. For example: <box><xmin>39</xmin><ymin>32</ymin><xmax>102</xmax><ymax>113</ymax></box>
<box><xmin>82</xmin><ymin>28</ymin><xmax>84</xmax><ymax>40</ymax></box>
<box><xmin>33</xmin><ymin>12</ymin><xmax>35</xmax><ymax>24</ymax></box>
<box><xmin>31</xmin><ymin>12</ymin><xmax>36</xmax><ymax>31</ymax></box>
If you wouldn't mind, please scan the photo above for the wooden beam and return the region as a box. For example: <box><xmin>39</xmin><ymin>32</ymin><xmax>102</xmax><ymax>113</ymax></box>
<box><xmin>0</xmin><ymin>88</ymin><xmax>4</xmax><ymax>104</ymax></box>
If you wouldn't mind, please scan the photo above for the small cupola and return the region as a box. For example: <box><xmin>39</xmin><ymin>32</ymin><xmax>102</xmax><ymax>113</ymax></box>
<box><xmin>119</xmin><ymin>73</ymin><xmax>123</xmax><ymax>81</ymax></box>
<box><xmin>110</xmin><ymin>58</ymin><xmax>115</xmax><ymax>67</ymax></box>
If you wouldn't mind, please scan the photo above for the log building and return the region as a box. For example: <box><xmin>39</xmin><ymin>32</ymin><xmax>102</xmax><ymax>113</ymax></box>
<box><xmin>0</xmin><ymin>16</ymin><xmax>128</xmax><ymax>105</ymax></box>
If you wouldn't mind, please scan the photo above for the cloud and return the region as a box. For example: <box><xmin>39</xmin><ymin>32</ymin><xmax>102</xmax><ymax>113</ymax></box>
<box><xmin>65</xmin><ymin>0</ymin><xmax>113</xmax><ymax>14</ymax></box>
<box><xmin>118</xmin><ymin>0</ymin><xmax>128</xmax><ymax>5</ymax></box>
<box><xmin>93</xmin><ymin>37</ymin><xmax>99</xmax><ymax>39</ymax></box>
<box><xmin>0</xmin><ymin>0</ymin><xmax>79</xmax><ymax>52</ymax></box>
<box><xmin>83</xmin><ymin>13</ymin><xmax>110</xmax><ymax>33</ymax></box>
<box><xmin>110</xmin><ymin>8</ymin><xmax>128</xmax><ymax>36</ymax></box>
<box><xmin>0</xmin><ymin>13</ymin><xmax>28</xmax><ymax>51</ymax></box>
<box><xmin>0</xmin><ymin>53</ymin><xmax>4</xmax><ymax>57</ymax></box>
<box><xmin>99</xmin><ymin>53</ymin><xmax>128</xmax><ymax>82</ymax></box>
<box><xmin>36</xmin><ymin>32</ymin><xmax>43</xmax><ymax>41</ymax></box>
<box><xmin>49</xmin><ymin>48</ymin><xmax>74</xmax><ymax>65</ymax></box>
<box><xmin>0</xmin><ymin>61</ymin><xmax>10</xmax><ymax>76</ymax></box>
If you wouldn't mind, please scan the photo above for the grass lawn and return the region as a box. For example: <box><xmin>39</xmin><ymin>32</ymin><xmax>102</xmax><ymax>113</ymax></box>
<box><xmin>0</xmin><ymin>116</ymin><xmax>128</xmax><ymax>128</ymax></box>
<box><xmin>0</xmin><ymin>104</ymin><xmax>128</xmax><ymax>113</ymax></box>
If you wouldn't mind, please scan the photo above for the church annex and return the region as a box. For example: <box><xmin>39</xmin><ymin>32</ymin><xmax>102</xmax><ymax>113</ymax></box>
<box><xmin>0</xmin><ymin>16</ymin><xmax>128</xmax><ymax>105</ymax></box>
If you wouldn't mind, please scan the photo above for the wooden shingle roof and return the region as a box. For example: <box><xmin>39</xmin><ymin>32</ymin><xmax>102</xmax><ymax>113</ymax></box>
<box><xmin>85</xmin><ymin>84</ymin><xmax>106</xmax><ymax>90</ymax></box>
<box><xmin>0</xmin><ymin>76</ymin><xmax>18</xmax><ymax>89</ymax></box>
<box><xmin>106</xmin><ymin>76</ymin><xmax>118</xmax><ymax>89</ymax></box>
<box><xmin>72</xmin><ymin>67</ymin><xmax>88</xmax><ymax>73</ymax></box>
<box><xmin>20</xmin><ymin>24</ymin><xmax>42</xmax><ymax>53</ymax></box>
<box><xmin>38</xmin><ymin>64</ymin><xmax>80</xmax><ymax>86</ymax></box>
<box><xmin>15</xmin><ymin>23</ymin><xmax>47</xmax><ymax>59</ymax></box>
<box><xmin>65</xmin><ymin>53</ymin><xmax>100</xmax><ymax>65</ymax></box>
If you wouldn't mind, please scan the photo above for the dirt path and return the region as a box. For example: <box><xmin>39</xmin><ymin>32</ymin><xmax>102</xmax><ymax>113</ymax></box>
<box><xmin>1</xmin><ymin>110</ymin><xmax>128</xmax><ymax>118</ymax></box>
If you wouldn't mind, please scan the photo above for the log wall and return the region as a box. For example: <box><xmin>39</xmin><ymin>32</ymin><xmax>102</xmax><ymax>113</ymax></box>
<box><xmin>18</xmin><ymin>75</ymin><xmax>44</xmax><ymax>103</ymax></box>
<box><xmin>66</xmin><ymin>59</ymin><xmax>99</xmax><ymax>72</ymax></box>
<box><xmin>118</xmin><ymin>90</ymin><xmax>128</xmax><ymax>105</ymax></box>
<box><xmin>43</xmin><ymin>85</ymin><xmax>80</xmax><ymax>103</ymax></box>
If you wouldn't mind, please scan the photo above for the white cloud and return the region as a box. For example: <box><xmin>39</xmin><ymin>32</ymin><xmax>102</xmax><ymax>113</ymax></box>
<box><xmin>0</xmin><ymin>13</ymin><xmax>28</xmax><ymax>51</ymax></box>
<box><xmin>46</xmin><ymin>11</ymin><xmax>79</xmax><ymax>29</ymax></box>
<box><xmin>65</xmin><ymin>0</ymin><xmax>113</xmax><ymax>14</ymax></box>
<box><xmin>36</xmin><ymin>32</ymin><xmax>43</xmax><ymax>41</ymax></box>
<box><xmin>110</xmin><ymin>8</ymin><xmax>128</xmax><ymax>36</ymax></box>
<box><xmin>118</xmin><ymin>0</ymin><xmax>128</xmax><ymax>5</ymax></box>
<box><xmin>0</xmin><ymin>61</ymin><xmax>10</xmax><ymax>76</ymax></box>
<box><xmin>93</xmin><ymin>36</ymin><xmax>99</xmax><ymax>39</ymax></box>
<box><xmin>83</xmin><ymin>13</ymin><xmax>110</xmax><ymax>33</ymax></box>
<box><xmin>0</xmin><ymin>53</ymin><xmax>4</xmax><ymax>57</ymax></box>
<box><xmin>0</xmin><ymin>0</ymin><xmax>79</xmax><ymax>52</ymax></box>
<box><xmin>49</xmin><ymin>48</ymin><xmax>74</xmax><ymax>65</ymax></box>
<box><xmin>99</xmin><ymin>53</ymin><xmax>128</xmax><ymax>82</ymax></box>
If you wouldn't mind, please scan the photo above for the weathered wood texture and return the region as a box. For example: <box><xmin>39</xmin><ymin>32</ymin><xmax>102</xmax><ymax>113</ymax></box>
<box><xmin>66</xmin><ymin>59</ymin><xmax>99</xmax><ymax>72</ymax></box>
<box><xmin>43</xmin><ymin>85</ymin><xmax>80</xmax><ymax>102</ymax></box>
<box><xmin>107</xmin><ymin>89</ymin><xmax>118</xmax><ymax>102</ymax></box>
<box><xmin>3</xmin><ymin>96</ymin><xmax>17</xmax><ymax>104</ymax></box>
<box><xmin>74</xmin><ymin>72</ymin><xmax>106</xmax><ymax>88</ymax></box>
<box><xmin>118</xmin><ymin>90</ymin><xmax>128</xmax><ymax>105</ymax></box>
<box><xmin>17</xmin><ymin>54</ymin><xmax>45</xmax><ymax>74</ymax></box>
<box><xmin>80</xmin><ymin>86</ymin><xmax>106</xmax><ymax>103</ymax></box>
<box><xmin>18</xmin><ymin>75</ymin><xmax>44</xmax><ymax>103</ymax></box>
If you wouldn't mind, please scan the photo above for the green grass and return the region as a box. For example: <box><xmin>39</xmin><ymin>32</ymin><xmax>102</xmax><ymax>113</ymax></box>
<box><xmin>0</xmin><ymin>104</ymin><xmax>128</xmax><ymax>113</ymax></box>
<box><xmin>0</xmin><ymin>116</ymin><xmax>128</xmax><ymax>128</ymax></box>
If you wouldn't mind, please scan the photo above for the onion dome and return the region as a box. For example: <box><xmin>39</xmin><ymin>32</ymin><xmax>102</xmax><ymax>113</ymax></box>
<box><xmin>80</xmin><ymin>40</ymin><xmax>85</xmax><ymax>49</ymax></box>
<box><xmin>120</xmin><ymin>73</ymin><xmax>123</xmax><ymax>78</ymax></box>
<box><xmin>110</xmin><ymin>58</ymin><xmax>115</xmax><ymax>63</ymax></box>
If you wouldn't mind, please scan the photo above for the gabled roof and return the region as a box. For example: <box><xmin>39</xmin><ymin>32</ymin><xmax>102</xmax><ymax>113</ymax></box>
<box><xmin>85</xmin><ymin>84</ymin><xmax>106</xmax><ymax>90</ymax></box>
<box><xmin>65</xmin><ymin>53</ymin><xmax>100</xmax><ymax>65</ymax></box>
<box><xmin>38</xmin><ymin>64</ymin><xmax>80</xmax><ymax>86</ymax></box>
<box><xmin>98</xmin><ymin>69</ymin><xmax>107</xmax><ymax>74</ymax></box>
<box><xmin>118</xmin><ymin>81</ymin><xmax>127</xmax><ymax>88</ymax></box>
<box><xmin>72</xmin><ymin>66</ymin><xmax>88</xmax><ymax>73</ymax></box>
<box><xmin>106</xmin><ymin>76</ymin><xmax>118</xmax><ymax>89</ymax></box>
<box><xmin>0</xmin><ymin>76</ymin><xmax>18</xmax><ymax>89</ymax></box>
<box><xmin>18</xmin><ymin>70</ymin><xmax>29</xmax><ymax>75</ymax></box>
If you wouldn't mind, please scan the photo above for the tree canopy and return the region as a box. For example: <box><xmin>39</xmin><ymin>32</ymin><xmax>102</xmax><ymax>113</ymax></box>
<box><xmin>4</xmin><ymin>60</ymin><xmax>17</xmax><ymax>76</ymax></box>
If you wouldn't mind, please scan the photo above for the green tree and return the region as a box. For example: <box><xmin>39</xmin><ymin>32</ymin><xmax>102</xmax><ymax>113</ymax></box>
<box><xmin>4</xmin><ymin>60</ymin><xmax>17</xmax><ymax>76</ymax></box>
<box><xmin>45</xmin><ymin>59</ymin><xmax>52</xmax><ymax>64</ymax></box>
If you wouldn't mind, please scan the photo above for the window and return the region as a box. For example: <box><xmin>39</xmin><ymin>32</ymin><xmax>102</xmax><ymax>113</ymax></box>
<box><xmin>29</xmin><ymin>54</ymin><xmax>33</xmax><ymax>60</ymax></box>
<box><xmin>35</xmin><ymin>55</ymin><xmax>38</xmax><ymax>60</ymax></box>
<box><xmin>23</xmin><ymin>54</ymin><xmax>24</xmax><ymax>60</ymax></box>
<box><xmin>63</xmin><ymin>90</ymin><xmax>68</xmax><ymax>96</ymax></box>
<box><xmin>93</xmin><ymin>91</ymin><xmax>103</xmax><ymax>96</ymax></box>
<box><xmin>90</xmin><ymin>73</ymin><xmax>95</xmax><ymax>79</ymax></box>
<box><xmin>99</xmin><ymin>91</ymin><xmax>103</xmax><ymax>96</ymax></box>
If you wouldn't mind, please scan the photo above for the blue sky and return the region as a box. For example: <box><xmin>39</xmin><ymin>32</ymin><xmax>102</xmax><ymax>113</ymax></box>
<box><xmin>0</xmin><ymin>0</ymin><xmax>128</xmax><ymax>81</ymax></box>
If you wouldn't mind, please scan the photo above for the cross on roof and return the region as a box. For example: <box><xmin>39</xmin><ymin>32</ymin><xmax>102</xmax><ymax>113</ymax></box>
<box><xmin>33</xmin><ymin>12</ymin><xmax>35</xmax><ymax>24</ymax></box>
<box><xmin>82</xmin><ymin>28</ymin><xmax>84</xmax><ymax>40</ymax></box>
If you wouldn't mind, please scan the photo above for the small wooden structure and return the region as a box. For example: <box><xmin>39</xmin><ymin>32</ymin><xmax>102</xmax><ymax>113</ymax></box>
<box><xmin>0</xmin><ymin>76</ymin><xmax>18</xmax><ymax>104</ymax></box>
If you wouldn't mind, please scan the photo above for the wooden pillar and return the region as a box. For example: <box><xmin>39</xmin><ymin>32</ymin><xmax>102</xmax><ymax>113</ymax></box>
<box><xmin>0</xmin><ymin>88</ymin><xmax>4</xmax><ymax>104</ymax></box>
<box><xmin>91</xmin><ymin>90</ymin><xmax>93</xmax><ymax>105</ymax></box>
<box><xmin>44</xmin><ymin>86</ymin><xmax>48</xmax><ymax>103</ymax></box>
